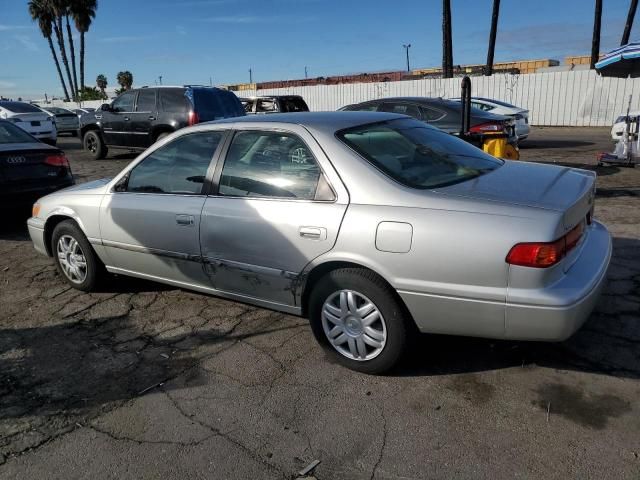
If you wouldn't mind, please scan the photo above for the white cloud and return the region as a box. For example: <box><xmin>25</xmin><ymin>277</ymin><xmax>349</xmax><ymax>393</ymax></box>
<box><xmin>0</xmin><ymin>24</ymin><xmax>30</xmax><ymax>32</ymax></box>
<box><xmin>14</xmin><ymin>35</ymin><xmax>39</xmax><ymax>52</ymax></box>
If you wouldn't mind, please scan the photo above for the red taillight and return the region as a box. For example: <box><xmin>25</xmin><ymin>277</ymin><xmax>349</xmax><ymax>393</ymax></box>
<box><xmin>44</xmin><ymin>154</ymin><xmax>69</xmax><ymax>167</ymax></box>
<box><xmin>188</xmin><ymin>110</ymin><xmax>200</xmax><ymax>126</ymax></box>
<box><xmin>469</xmin><ymin>121</ymin><xmax>505</xmax><ymax>133</ymax></box>
<box><xmin>506</xmin><ymin>223</ymin><xmax>584</xmax><ymax>268</ymax></box>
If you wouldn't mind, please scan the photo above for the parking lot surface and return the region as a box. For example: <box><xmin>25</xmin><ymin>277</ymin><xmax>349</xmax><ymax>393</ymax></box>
<box><xmin>1</xmin><ymin>128</ymin><xmax>639</xmax><ymax>479</ymax></box>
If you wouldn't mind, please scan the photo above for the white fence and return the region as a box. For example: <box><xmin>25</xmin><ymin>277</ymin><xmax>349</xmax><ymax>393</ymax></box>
<box><xmin>51</xmin><ymin>70</ymin><xmax>640</xmax><ymax>127</ymax></box>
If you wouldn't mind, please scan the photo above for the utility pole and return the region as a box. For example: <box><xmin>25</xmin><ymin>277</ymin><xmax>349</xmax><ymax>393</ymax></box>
<box><xmin>305</xmin><ymin>66</ymin><xmax>308</xmax><ymax>78</ymax></box>
<box><xmin>209</xmin><ymin>76</ymin><xmax>213</xmax><ymax>86</ymax></box>
<box><xmin>249</xmin><ymin>68</ymin><xmax>253</xmax><ymax>84</ymax></box>
<box><xmin>403</xmin><ymin>44</ymin><xmax>412</xmax><ymax>72</ymax></box>
<box><xmin>158</xmin><ymin>75</ymin><xmax>163</xmax><ymax>85</ymax></box>
<box><xmin>591</xmin><ymin>0</ymin><xmax>602</xmax><ymax>69</ymax></box>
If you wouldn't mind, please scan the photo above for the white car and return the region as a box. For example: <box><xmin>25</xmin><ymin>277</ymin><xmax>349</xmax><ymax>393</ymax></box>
<box><xmin>611</xmin><ymin>112</ymin><xmax>640</xmax><ymax>141</ymax></box>
<box><xmin>451</xmin><ymin>97</ymin><xmax>531</xmax><ymax>141</ymax></box>
<box><xmin>0</xmin><ymin>101</ymin><xmax>57</xmax><ymax>145</ymax></box>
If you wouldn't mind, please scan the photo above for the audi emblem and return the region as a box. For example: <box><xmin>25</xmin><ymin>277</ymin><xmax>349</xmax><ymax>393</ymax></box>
<box><xmin>6</xmin><ymin>156</ymin><xmax>26</xmax><ymax>164</ymax></box>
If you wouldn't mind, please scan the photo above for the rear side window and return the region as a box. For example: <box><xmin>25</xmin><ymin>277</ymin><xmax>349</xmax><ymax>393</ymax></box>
<box><xmin>126</xmin><ymin>131</ymin><xmax>224</xmax><ymax>194</ymax></box>
<box><xmin>218</xmin><ymin>130</ymin><xmax>332</xmax><ymax>200</ymax></box>
<box><xmin>191</xmin><ymin>89</ymin><xmax>245</xmax><ymax>121</ymax></box>
<box><xmin>280</xmin><ymin>97</ymin><xmax>309</xmax><ymax>112</ymax></box>
<box><xmin>338</xmin><ymin>118</ymin><xmax>502</xmax><ymax>189</ymax></box>
<box><xmin>0</xmin><ymin>102</ymin><xmax>42</xmax><ymax>113</ymax></box>
<box><xmin>380</xmin><ymin>102</ymin><xmax>421</xmax><ymax>119</ymax></box>
<box><xmin>160</xmin><ymin>89</ymin><xmax>188</xmax><ymax>113</ymax></box>
<box><xmin>136</xmin><ymin>89</ymin><xmax>156</xmax><ymax>112</ymax></box>
<box><xmin>343</xmin><ymin>103</ymin><xmax>378</xmax><ymax>112</ymax></box>
<box><xmin>420</xmin><ymin>106</ymin><xmax>445</xmax><ymax>122</ymax></box>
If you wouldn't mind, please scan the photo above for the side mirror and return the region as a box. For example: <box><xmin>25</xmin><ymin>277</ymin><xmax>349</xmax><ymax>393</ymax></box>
<box><xmin>100</xmin><ymin>103</ymin><xmax>111</xmax><ymax>112</ymax></box>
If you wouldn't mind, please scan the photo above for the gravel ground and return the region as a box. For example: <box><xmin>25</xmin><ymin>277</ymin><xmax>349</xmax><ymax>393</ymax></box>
<box><xmin>0</xmin><ymin>128</ymin><xmax>639</xmax><ymax>479</ymax></box>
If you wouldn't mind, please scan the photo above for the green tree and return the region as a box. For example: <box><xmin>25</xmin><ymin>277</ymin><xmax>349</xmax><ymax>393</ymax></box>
<box><xmin>96</xmin><ymin>73</ymin><xmax>107</xmax><ymax>99</ymax></box>
<box><xmin>116</xmin><ymin>71</ymin><xmax>134</xmax><ymax>91</ymax></box>
<box><xmin>28</xmin><ymin>0</ymin><xmax>70</xmax><ymax>101</ymax></box>
<box><xmin>70</xmin><ymin>0</ymin><xmax>97</xmax><ymax>91</ymax></box>
<box><xmin>78</xmin><ymin>86</ymin><xmax>103</xmax><ymax>101</ymax></box>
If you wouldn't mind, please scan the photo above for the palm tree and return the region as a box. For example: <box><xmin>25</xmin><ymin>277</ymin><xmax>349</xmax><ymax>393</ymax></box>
<box><xmin>96</xmin><ymin>74</ymin><xmax>107</xmax><ymax>99</ymax></box>
<box><xmin>64</xmin><ymin>5</ymin><xmax>79</xmax><ymax>98</ymax></box>
<box><xmin>116</xmin><ymin>71</ymin><xmax>134</xmax><ymax>90</ymax></box>
<box><xmin>485</xmin><ymin>0</ymin><xmax>501</xmax><ymax>76</ymax></box>
<box><xmin>442</xmin><ymin>0</ymin><xmax>453</xmax><ymax>78</ymax></box>
<box><xmin>49</xmin><ymin>0</ymin><xmax>76</xmax><ymax>100</ymax></box>
<box><xmin>70</xmin><ymin>0</ymin><xmax>97</xmax><ymax>91</ymax></box>
<box><xmin>591</xmin><ymin>0</ymin><xmax>603</xmax><ymax>69</ymax></box>
<box><xmin>622</xmin><ymin>0</ymin><xmax>638</xmax><ymax>45</ymax></box>
<box><xmin>28</xmin><ymin>0</ymin><xmax>70</xmax><ymax>101</ymax></box>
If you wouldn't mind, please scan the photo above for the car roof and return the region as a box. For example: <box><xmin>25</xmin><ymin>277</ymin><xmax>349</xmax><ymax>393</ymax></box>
<box><xmin>208</xmin><ymin>111</ymin><xmax>408</xmax><ymax>134</ymax></box>
<box><xmin>241</xmin><ymin>95</ymin><xmax>304</xmax><ymax>100</ymax></box>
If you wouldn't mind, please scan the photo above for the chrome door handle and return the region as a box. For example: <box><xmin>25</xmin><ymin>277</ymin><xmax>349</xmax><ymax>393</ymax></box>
<box><xmin>299</xmin><ymin>226</ymin><xmax>326</xmax><ymax>240</ymax></box>
<box><xmin>123</xmin><ymin>117</ymin><xmax>130</xmax><ymax>121</ymax></box>
<box><xmin>176</xmin><ymin>214</ymin><xmax>194</xmax><ymax>226</ymax></box>
<box><xmin>148</xmin><ymin>116</ymin><xmax>156</xmax><ymax>121</ymax></box>
<box><xmin>94</xmin><ymin>115</ymin><xmax>102</xmax><ymax>120</ymax></box>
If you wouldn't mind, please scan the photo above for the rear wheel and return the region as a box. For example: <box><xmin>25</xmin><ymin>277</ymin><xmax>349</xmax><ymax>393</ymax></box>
<box><xmin>83</xmin><ymin>130</ymin><xmax>107</xmax><ymax>159</ymax></box>
<box><xmin>308</xmin><ymin>268</ymin><xmax>409</xmax><ymax>374</ymax></box>
<box><xmin>51</xmin><ymin>220</ymin><xmax>104</xmax><ymax>292</ymax></box>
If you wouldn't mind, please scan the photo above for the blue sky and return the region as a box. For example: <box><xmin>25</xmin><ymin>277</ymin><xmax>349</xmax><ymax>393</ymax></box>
<box><xmin>0</xmin><ymin>0</ymin><xmax>634</xmax><ymax>99</ymax></box>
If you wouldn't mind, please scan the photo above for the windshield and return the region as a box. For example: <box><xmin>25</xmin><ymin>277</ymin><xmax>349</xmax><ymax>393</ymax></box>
<box><xmin>337</xmin><ymin>118</ymin><xmax>503</xmax><ymax>189</ymax></box>
<box><xmin>0</xmin><ymin>102</ymin><xmax>42</xmax><ymax>113</ymax></box>
<box><xmin>0</xmin><ymin>121</ymin><xmax>37</xmax><ymax>144</ymax></box>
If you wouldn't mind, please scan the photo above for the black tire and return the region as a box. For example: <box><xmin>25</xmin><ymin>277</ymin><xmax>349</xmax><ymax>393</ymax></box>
<box><xmin>51</xmin><ymin>220</ymin><xmax>104</xmax><ymax>292</ymax></box>
<box><xmin>83</xmin><ymin>130</ymin><xmax>107</xmax><ymax>159</ymax></box>
<box><xmin>308</xmin><ymin>268</ymin><xmax>410</xmax><ymax>374</ymax></box>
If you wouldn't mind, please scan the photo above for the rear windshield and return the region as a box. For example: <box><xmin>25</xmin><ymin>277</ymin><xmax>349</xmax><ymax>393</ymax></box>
<box><xmin>0</xmin><ymin>102</ymin><xmax>42</xmax><ymax>113</ymax></box>
<box><xmin>337</xmin><ymin>118</ymin><xmax>503</xmax><ymax>189</ymax></box>
<box><xmin>0</xmin><ymin>121</ymin><xmax>37</xmax><ymax>144</ymax></box>
<box><xmin>44</xmin><ymin>107</ymin><xmax>72</xmax><ymax>114</ymax></box>
<box><xmin>279</xmin><ymin>97</ymin><xmax>309</xmax><ymax>112</ymax></box>
<box><xmin>191</xmin><ymin>89</ymin><xmax>245</xmax><ymax>121</ymax></box>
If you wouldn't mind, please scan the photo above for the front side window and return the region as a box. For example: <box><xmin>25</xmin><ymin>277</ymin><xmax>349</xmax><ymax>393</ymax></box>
<box><xmin>125</xmin><ymin>131</ymin><xmax>224</xmax><ymax>194</ymax></box>
<box><xmin>218</xmin><ymin>130</ymin><xmax>332</xmax><ymax>200</ymax></box>
<box><xmin>112</xmin><ymin>91</ymin><xmax>136</xmax><ymax>112</ymax></box>
<box><xmin>136</xmin><ymin>89</ymin><xmax>156</xmax><ymax>112</ymax></box>
<box><xmin>338</xmin><ymin>118</ymin><xmax>503</xmax><ymax>189</ymax></box>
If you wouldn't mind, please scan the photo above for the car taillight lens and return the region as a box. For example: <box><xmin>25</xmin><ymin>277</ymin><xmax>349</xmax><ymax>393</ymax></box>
<box><xmin>469</xmin><ymin>121</ymin><xmax>504</xmax><ymax>133</ymax></box>
<box><xmin>188</xmin><ymin>110</ymin><xmax>200</xmax><ymax>126</ymax></box>
<box><xmin>44</xmin><ymin>154</ymin><xmax>69</xmax><ymax>167</ymax></box>
<box><xmin>506</xmin><ymin>222</ymin><xmax>585</xmax><ymax>268</ymax></box>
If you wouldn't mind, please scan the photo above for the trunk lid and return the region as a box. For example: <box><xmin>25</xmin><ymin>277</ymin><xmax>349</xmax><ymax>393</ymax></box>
<box><xmin>435</xmin><ymin>161</ymin><xmax>596</xmax><ymax>229</ymax></box>
<box><xmin>0</xmin><ymin>145</ymin><xmax>68</xmax><ymax>183</ymax></box>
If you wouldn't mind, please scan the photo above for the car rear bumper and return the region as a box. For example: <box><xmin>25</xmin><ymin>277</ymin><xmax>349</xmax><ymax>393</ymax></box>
<box><xmin>27</xmin><ymin>217</ymin><xmax>48</xmax><ymax>256</ymax></box>
<box><xmin>398</xmin><ymin>221</ymin><xmax>611</xmax><ymax>341</ymax></box>
<box><xmin>504</xmin><ymin>221</ymin><xmax>611</xmax><ymax>341</ymax></box>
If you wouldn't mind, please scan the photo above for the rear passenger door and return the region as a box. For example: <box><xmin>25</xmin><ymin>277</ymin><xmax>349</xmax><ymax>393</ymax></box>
<box><xmin>158</xmin><ymin>88</ymin><xmax>189</xmax><ymax>129</ymax></box>
<box><xmin>128</xmin><ymin>89</ymin><xmax>157</xmax><ymax>148</ymax></box>
<box><xmin>199</xmin><ymin>126</ymin><xmax>348</xmax><ymax>308</ymax></box>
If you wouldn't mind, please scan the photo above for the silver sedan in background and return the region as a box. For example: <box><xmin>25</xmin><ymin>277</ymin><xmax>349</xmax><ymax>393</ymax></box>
<box><xmin>27</xmin><ymin>112</ymin><xmax>611</xmax><ymax>373</ymax></box>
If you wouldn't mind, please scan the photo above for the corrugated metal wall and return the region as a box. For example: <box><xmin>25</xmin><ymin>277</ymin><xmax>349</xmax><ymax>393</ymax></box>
<box><xmin>237</xmin><ymin>71</ymin><xmax>640</xmax><ymax>127</ymax></box>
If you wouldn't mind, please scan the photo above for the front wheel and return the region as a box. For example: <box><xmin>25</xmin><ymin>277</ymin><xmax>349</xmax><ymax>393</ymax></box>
<box><xmin>51</xmin><ymin>220</ymin><xmax>104</xmax><ymax>292</ymax></box>
<box><xmin>83</xmin><ymin>130</ymin><xmax>107</xmax><ymax>159</ymax></box>
<box><xmin>308</xmin><ymin>268</ymin><xmax>410</xmax><ymax>374</ymax></box>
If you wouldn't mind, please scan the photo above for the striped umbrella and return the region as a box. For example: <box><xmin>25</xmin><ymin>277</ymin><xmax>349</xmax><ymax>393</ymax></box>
<box><xmin>596</xmin><ymin>41</ymin><xmax>640</xmax><ymax>77</ymax></box>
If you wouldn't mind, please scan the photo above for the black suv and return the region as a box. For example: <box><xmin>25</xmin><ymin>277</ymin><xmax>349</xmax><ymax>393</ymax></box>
<box><xmin>80</xmin><ymin>86</ymin><xmax>245</xmax><ymax>159</ymax></box>
<box><xmin>240</xmin><ymin>95</ymin><xmax>309</xmax><ymax>114</ymax></box>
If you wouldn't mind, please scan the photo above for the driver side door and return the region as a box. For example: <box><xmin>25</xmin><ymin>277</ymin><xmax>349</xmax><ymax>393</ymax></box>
<box><xmin>100</xmin><ymin>129</ymin><xmax>228</xmax><ymax>286</ymax></box>
<box><xmin>102</xmin><ymin>91</ymin><xmax>136</xmax><ymax>146</ymax></box>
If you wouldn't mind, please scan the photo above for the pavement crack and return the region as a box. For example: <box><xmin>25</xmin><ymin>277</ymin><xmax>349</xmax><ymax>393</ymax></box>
<box><xmin>370</xmin><ymin>405</ymin><xmax>388</xmax><ymax>480</ymax></box>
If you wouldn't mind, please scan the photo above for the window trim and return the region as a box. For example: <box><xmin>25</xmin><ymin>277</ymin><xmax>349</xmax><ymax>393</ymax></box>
<box><xmin>208</xmin><ymin>128</ymin><xmax>337</xmax><ymax>203</ymax></box>
<box><xmin>111</xmin><ymin>129</ymin><xmax>230</xmax><ymax>196</ymax></box>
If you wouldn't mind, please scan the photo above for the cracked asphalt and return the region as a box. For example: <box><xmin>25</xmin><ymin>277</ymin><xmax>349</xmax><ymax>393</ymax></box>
<box><xmin>1</xmin><ymin>127</ymin><xmax>639</xmax><ymax>479</ymax></box>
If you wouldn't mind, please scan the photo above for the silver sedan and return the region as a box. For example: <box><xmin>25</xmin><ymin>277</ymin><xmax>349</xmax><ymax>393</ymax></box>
<box><xmin>27</xmin><ymin>112</ymin><xmax>612</xmax><ymax>373</ymax></box>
